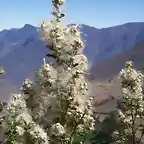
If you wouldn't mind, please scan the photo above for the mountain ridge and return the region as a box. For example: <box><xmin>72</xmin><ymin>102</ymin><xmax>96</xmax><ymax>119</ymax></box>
<box><xmin>90</xmin><ymin>41</ymin><xmax>144</xmax><ymax>81</ymax></box>
<box><xmin>0</xmin><ymin>22</ymin><xmax>144</xmax><ymax>101</ymax></box>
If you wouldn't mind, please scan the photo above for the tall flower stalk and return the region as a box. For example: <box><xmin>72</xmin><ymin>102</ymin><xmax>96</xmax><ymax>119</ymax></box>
<box><xmin>113</xmin><ymin>61</ymin><xmax>144</xmax><ymax>144</ymax></box>
<box><xmin>1</xmin><ymin>0</ymin><xmax>95</xmax><ymax>143</ymax></box>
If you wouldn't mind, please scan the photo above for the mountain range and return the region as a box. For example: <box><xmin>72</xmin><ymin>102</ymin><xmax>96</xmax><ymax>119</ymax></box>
<box><xmin>0</xmin><ymin>22</ymin><xmax>144</xmax><ymax>103</ymax></box>
<box><xmin>90</xmin><ymin>41</ymin><xmax>144</xmax><ymax>81</ymax></box>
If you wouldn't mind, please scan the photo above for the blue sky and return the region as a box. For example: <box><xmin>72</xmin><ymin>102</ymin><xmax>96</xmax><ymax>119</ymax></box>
<box><xmin>0</xmin><ymin>0</ymin><xmax>144</xmax><ymax>30</ymax></box>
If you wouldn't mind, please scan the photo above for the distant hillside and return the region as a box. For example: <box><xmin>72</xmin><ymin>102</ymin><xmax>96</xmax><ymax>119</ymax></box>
<box><xmin>80</xmin><ymin>22</ymin><xmax>144</xmax><ymax>64</ymax></box>
<box><xmin>90</xmin><ymin>41</ymin><xmax>144</xmax><ymax>81</ymax></box>
<box><xmin>0</xmin><ymin>22</ymin><xmax>144</xmax><ymax>68</ymax></box>
<box><xmin>0</xmin><ymin>22</ymin><xmax>144</xmax><ymax>100</ymax></box>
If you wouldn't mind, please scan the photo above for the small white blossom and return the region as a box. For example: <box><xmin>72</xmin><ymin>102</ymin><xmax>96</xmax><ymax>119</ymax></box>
<box><xmin>16</xmin><ymin>126</ymin><xmax>25</xmax><ymax>136</ymax></box>
<box><xmin>50</xmin><ymin>123</ymin><xmax>65</xmax><ymax>136</ymax></box>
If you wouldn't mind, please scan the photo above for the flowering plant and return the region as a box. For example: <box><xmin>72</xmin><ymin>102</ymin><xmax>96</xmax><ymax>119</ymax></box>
<box><xmin>1</xmin><ymin>0</ymin><xmax>95</xmax><ymax>143</ymax></box>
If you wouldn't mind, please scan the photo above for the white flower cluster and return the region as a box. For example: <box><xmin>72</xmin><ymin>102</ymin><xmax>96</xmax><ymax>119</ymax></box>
<box><xmin>39</xmin><ymin>0</ymin><xmax>95</xmax><ymax>142</ymax></box>
<box><xmin>50</xmin><ymin>123</ymin><xmax>65</xmax><ymax>137</ymax></box>
<box><xmin>7</xmin><ymin>94</ymin><xmax>26</xmax><ymax>115</ymax></box>
<box><xmin>115</xmin><ymin>61</ymin><xmax>144</xmax><ymax>143</ymax></box>
<box><xmin>36</xmin><ymin>58</ymin><xmax>57</xmax><ymax>88</ymax></box>
<box><xmin>1</xmin><ymin>0</ymin><xmax>95</xmax><ymax>143</ymax></box>
<box><xmin>20</xmin><ymin>79</ymin><xmax>36</xmax><ymax>96</ymax></box>
<box><xmin>119</xmin><ymin>61</ymin><xmax>143</xmax><ymax>99</ymax></box>
<box><xmin>5</xmin><ymin>93</ymin><xmax>49</xmax><ymax>143</ymax></box>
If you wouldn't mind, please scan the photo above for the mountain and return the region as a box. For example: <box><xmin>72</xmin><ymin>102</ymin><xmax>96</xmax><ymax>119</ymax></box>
<box><xmin>0</xmin><ymin>22</ymin><xmax>144</xmax><ymax>69</ymax></box>
<box><xmin>89</xmin><ymin>41</ymin><xmax>144</xmax><ymax>113</ymax></box>
<box><xmin>0</xmin><ymin>22</ymin><xmax>144</xmax><ymax>101</ymax></box>
<box><xmin>90</xmin><ymin>41</ymin><xmax>144</xmax><ymax>81</ymax></box>
<box><xmin>0</xmin><ymin>24</ymin><xmax>38</xmax><ymax>43</ymax></box>
<box><xmin>79</xmin><ymin>22</ymin><xmax>144</xmax><ymax>65</ymax></box>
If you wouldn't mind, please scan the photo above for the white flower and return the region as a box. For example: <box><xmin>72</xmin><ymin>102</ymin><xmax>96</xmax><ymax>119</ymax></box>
<box><xmin>112</xmin><ymin>131</ymin><xmax>119</xmax><ymax>137</ymax></box>
<box><xmin>44</xmin><ymin>63</ymin><xmax>51</xmax><ymax>71</ymax></box>
<box><xmin>84</xmin><ymin>82</ymin><xmax>87</xmax><ymax>87</ymax></box>
<box><xmin>138</xmin><ymin>107</ymin><xmax>144</xmax><ymax>112</ymax></box>
<box><xmin>27</xmin><ymin>84</ymin><xmax>31</xmax><ymax>88</ymax></box>
<box><xmin>16</xmin><ymin>111</ymin><xmax>32</xmax><ymax>125</ymax></box>
<box><xmin>80</xmin><ymin>85</ymin><xmax>84</xmax><ymax>89</ymax></box>
<box><xmin>24</xmin><ymin>79</ymin><xmax>29</xmax><ymax>85</ymax></box>
<box><xmin>77</xmin><ymin>124</ymin><xmax>84</xmax><ymax>133</ymax></box>
<box><xmin>16</xmin><ymin>126</ymin><xmax>25</xmax><ymax>136</ymax></box>
<box><xmin>89</xmin><ymin>97</ymin><xmax>93</xmax><ymax>101</ymax></box>
<box><xmin>51</xmin><ymin>123</ymin><xmax>65</xmax><ymax>136</ymax></box>
<box><xmin>67</xmin><ymin>111</ymin><xmax>72</xmax><ymax>116</ymax></box>
<box><xmin>67</xmin><ymin>67</ymin><xmax>71</xmax><ymax>71</ymax></box>
<box><xmin>29</xmin><ymin>124</ymin><xmax>48</xmax><ymax>142</ymax></box>
<box><xmin>118</xmin><ymin>110</ymin><xmax>125</xmax><ymax>119</ymax></box>
<box><xmin>80</xmin><ymin>55</ymin><xmax>87</xmax><ymax>63</ymax></box>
